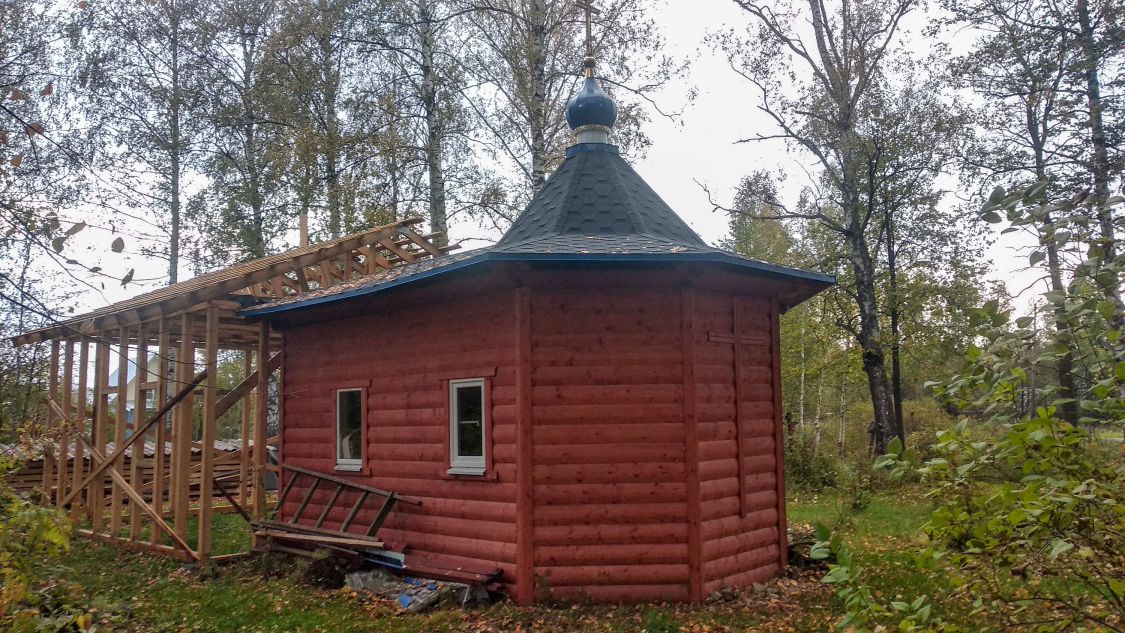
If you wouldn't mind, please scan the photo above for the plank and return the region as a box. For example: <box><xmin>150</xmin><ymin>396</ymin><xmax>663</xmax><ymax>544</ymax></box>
<box><xmin>129</xmin><ymin>323</ymin><xmax>148</xmax><ymax>539</ymax></box>
<box><xmin>151</xmin><ymin>322</ymin><xmax>170</xmax><ymax>546</ymax></box>
<box><xmin>70</xmin><ymin>338</ymin><xmax>89</xmax><ymax>521</ymax></box>
<box><xmin>58</xmin><ymin>339</ymin><xmax>74</xmax><ymax>504</ymax></box>
<box><xmin>77</xmin><ymin>435</ymin><xmax>197</xmax><ymax>559</ymax></box>
<box><xmin>199</xmin><ymin>304</ymin><xmax>219</xmax><ymax>561</ymax></box>
<box><xmin>59</xmin><ymin>368</ymin><xmax>208</xmax><ymax>508</ymax></box>
<box><xmin>44</xmin><ymin>340</ymin><xmax>59</xmax><ymax>499</ymax></box>
<box><xmin>256</xmin><ymin>529</ymin><xmax>385</xmax><ymax>550</ymax></box>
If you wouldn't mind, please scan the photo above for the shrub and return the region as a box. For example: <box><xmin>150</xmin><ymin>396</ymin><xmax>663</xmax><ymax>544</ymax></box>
<box><xmin>785</xmin><ymin>430</ymin><xmax>840</xmax><ymax>491</ymax></box>
<box><xmin>0</xmin><ymin>439</ymin><xmax>92</xmax><ymax>631</ymax></box>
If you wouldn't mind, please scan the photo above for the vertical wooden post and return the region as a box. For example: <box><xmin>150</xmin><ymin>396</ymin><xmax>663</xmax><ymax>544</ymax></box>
<box><xmin>58</xmin><ymin>339</ymin><xmax>74</xmax><ymax>505</ymax></box>
<box><xmin>90</xmin><ymin>340</ymin><xmax>109</xmax><ymax>531</ymax></box>
<box><xmin>71</xmin><ymin>338</ymin><xmax>89</xmax><ymax>521</ymax></box>
<box><xmin>129</xmin><ymin>323</ymin><xmax>149</xmax><ymax>540</ymax></box>
<box><xmin>514</xmin><ymin>287</ymin><xmax>533</xmax><ymax>605</ymax></box>
<box><xmin>43</xmin><ymin>340</ymin><xmax>60</xmax><ymax>501</ymax></box>
<box><xmin>770</xmin><ymin>298</ymin><xmax>788</xmax><ymax>569</ymax></box>
<box><xmin>239</xmin><ymin>350</ymin><xmax>252</xmax><ymax>507</ymax></box>
<box><xmin>251</xmin><ymin>323</ymin><xmax>270</xmax><ymax>548</ymax></box>
<box><xmin>198</xmin><ymin>304</ymin><xmax>219</xmax><ymax>563</ymax></box>
<box><xmin>173</xmin><ymin>314</ymin><xmax>194</xmax><ymax>542</ymax></box>
<box><xmin>681</xmin><ymin>288</ymin><xmax>702</xmax><ymax>603</ymax></box>
<box><xmin>111</xmin><ymin>326</ymin><xmax>129</xmax><ymax>535</ymax></box>
<box><xmin>151</xmin><ymin>321</ymin><xmax>171</xmax><ymax>546</ymax></box>
<box><xmin>732</xmin><ymin>298</ymin><xmax>746</xmax><ymax>517</ymax></box>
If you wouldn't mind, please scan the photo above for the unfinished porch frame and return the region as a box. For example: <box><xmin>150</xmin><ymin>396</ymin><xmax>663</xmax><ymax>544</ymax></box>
<box><xmin>19</xmin><ymin>218</ymin><xmax>452</xmax><ymax>565</ymax></box>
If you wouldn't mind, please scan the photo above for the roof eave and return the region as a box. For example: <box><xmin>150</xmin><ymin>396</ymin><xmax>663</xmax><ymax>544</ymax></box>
<box><xmin>239</xmin><ymin>250</ymin><xmax>835</xmax><ymax>319</ymax></box>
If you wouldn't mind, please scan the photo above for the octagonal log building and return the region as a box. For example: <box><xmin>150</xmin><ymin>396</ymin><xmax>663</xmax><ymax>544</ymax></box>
<box><xmin>244</xmin><ymin>77</ymin><xmax>832</xmax><ymax>604</ymax></box>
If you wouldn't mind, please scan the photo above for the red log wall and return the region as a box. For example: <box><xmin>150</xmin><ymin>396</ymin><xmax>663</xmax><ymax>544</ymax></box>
<box><xmin>277</xmin><ymin>268</ymin><xmax>787</xmax><ymax>603</ymax></box>
<box><xmin>693</xmin><ymin>290</ymin><xmax>782</xmax><ymax>593</ymax></box>
<box><xmin>281</xmin><ymin>288</ymin><xmax>520</xmax><ymax>589</ymax></box>
<box><xmin>529</xmin><ymin>286</ymin><xmax>690</xmax><ymax>603</ymax></box>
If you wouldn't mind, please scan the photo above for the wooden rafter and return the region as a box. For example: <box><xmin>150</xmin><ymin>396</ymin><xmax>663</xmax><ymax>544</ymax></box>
<box><xmin>12</xmin><ymin>218</ymin><xmax>454</xmax><ymax>346</ymax></box>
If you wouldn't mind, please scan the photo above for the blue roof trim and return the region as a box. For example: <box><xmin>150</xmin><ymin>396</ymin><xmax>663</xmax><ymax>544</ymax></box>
<box><xmin>239</xmin><ymin>250</ymin><xmax>834</xmax><ymax>318</ymax></box>
<box><xmin>486</xmin><ymin>251</ymin><xmax>836</xmax><ymax>284</ymax></box>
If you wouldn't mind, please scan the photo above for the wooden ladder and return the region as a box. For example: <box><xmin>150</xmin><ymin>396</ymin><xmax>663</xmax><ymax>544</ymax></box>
<box><xmin>253</xmin><ymin>463</ymin><xmax>420</xmax><ymax>551</ymax></box>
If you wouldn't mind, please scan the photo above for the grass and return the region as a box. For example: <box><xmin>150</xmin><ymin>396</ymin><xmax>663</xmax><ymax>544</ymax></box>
<box><xmin>40</xmin><ymin>490</ymin><xmax>940</xmax><ymax>632</ymax></box>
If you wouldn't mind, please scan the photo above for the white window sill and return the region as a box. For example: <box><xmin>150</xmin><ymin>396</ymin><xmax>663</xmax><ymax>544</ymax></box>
<box><xmin>334</xmin><ymin>463</ymin><xmax>362</xmax><ymax>472</ymax></box>
<box><xmin>447</xmin><ymin>466</ymin><xmax>486</xmax><ymax>476</ymax></box>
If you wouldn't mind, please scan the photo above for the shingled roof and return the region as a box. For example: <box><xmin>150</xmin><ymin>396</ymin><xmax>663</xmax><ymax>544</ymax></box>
<box><xmin>240</xmin><ymin>142</ymin><xmax>833</xmax><ymax>318</ymax></box>
<box><xmin>495</xmin><ymin>144</ymin><xmax>708</xmax><ymax>252</ymax></box>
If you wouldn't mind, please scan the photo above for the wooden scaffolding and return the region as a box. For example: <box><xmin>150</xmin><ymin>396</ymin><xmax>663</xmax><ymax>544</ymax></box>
<box><xmin>13</xmin><ymin>219</ymin><xmax>452</xmax><ymax>565</ymax></box>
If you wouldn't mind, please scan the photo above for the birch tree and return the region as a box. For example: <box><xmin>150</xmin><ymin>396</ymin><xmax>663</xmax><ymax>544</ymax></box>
<box><xmin>188</xmin><ymin>0</ymin><xmax>290</xmax><ymax>266</ymax></box>
<box><xmin>353</xmin><ymin>0</ymin><xmax>504</xmax><ymax>242</ymax></box>
<box><xmin>722</xmin><ymin>0</ymin><xmax>914</xmax><ymax>452</ymax></box>
<box><xmin>463</xmin><ymin>0</ymin><xmax>678</xmax><ymax>206</ymax></box>
<box><xmin>82</xmin><ymin>0</ymin><xmax>206</xmax><ymax>283</ymax></box>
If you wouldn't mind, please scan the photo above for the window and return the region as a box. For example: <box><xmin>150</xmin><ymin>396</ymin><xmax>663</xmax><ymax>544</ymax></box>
<box><xmin>336</xmin><ymin>388</ymin><xmax>363</xmax><ymax>470</ymax></box>
<box><xmin>449</xmin><ymin>379</ymin><xmax>486</xmax><ymax>475</ymax></box>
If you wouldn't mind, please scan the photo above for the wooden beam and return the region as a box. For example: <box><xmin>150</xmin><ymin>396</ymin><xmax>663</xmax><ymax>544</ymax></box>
<box><xmin>110</xmin><ymin>326</ymin><xmax>129</xmax><ymax>535</ymax></box>
<box><xmin>89</xmin><ymin>341</ymin><xmax>109</xmax><ymax>530</ymax></box>
<box><xmin>376</xmin><ymin>237</ymin><xmax>417</xmax><ymax>263</ymax></box>
<box><xmin>151</xmin><ymin>321</ymin><xmax>170</xmax><ymax>546</ymax></box>
<box><xmin>360</xmin><ymin>245</ymin><xmax>393</xmax><ymax>271</ymax></box>
<box><xmin>239</xmin><ymin>351</ymin><xmax>252</xmax><ymax>507</ymax></box>
<box><xmin>251</xmin><ymin>323</ymin><xmax>270</xmax><ymax>548</ymax></box>
<box><xmin>173</xmin><ymin>314</ymin><xmax>194</xmax><ymax>538</ymax></box>
<box><xmin>77</xmin><ymin>529</ymin><xmax>195</xmax><ymax>562</ymax></box>
<box><xmin>129</xmin><ymin>323</ymin><xmax>148</xmax><ymax>540</ymax></box>
<box><xmin>58</xmin><ymin>339</ymin><xmax>74</xmax><ymax>504</ymax></box>
<box><xmin>214</xmin><ymin>351</ymin><xmax>282</xmax><ymax>419</ymax></box>
<box><xmin>44</xmin><ymin>340</ymin><xmax>60</xmax><ymax>498</ymax></box>
<box><xmin>199</xmin><ymin>304</ymin><xmax>219</xmax><ymax>562</ymax></box>
<box><xmin>398</xmin><ymin>225</ymin><xmax>443</xmax><ymax>257</ymax></box>
<box><xmin>70</xmin><ymin>338</ymin><xmax>89</xmax><ymax>521</ymax></box>
<box><xmin>59</xmin><ymin>369</ymin><xmax>209</xmax><ymax>508</ymax></box>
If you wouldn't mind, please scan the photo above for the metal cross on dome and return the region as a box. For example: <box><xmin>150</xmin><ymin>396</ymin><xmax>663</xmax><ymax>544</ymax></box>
<box><xmin>575</xmin><ymin>0</ymin><xmax>600</xmax><ymax>77</ymax></box>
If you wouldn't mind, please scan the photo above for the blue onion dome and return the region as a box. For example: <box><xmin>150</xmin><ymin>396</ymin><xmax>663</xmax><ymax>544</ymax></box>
<box><xmin>565</xmin><ymin>76</ymin><xmax>617</xmax><ymax>133</ymax></box>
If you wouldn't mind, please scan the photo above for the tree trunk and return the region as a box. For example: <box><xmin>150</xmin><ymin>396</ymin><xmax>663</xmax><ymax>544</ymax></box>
<box><xmin>813</xmin><ymin>370</ymin><xmax>824</xmax><ymax>454</ymax></box>
<box><xmin>242</xmin><ymin>36</ymin><xmax>266</xmax><ymax>259</ymax></box>
<box><xmin>798</xmin><ymin>318</ymin><xmax>806</xmax><ymax>434</ymax></box>
<box><xmin>837</xmin><ymin>373</ymin><xmax>847</xmax><ymax>457</ymax></box>
<box><xmin>168</xmin><ymin>12</ymin><xmax>182</xmax><ymax>284</ymax></box>
<box><xmin>420</xmin><ymin>8</ymin><xmax>448</xmax><ymax>245</ymax></box>
<box><xmin>886</xmin><ymin>213</ymin><xmax>906</xmax><ymax>445</ymax></box>
<box><xmin>1028</xmin><ymin>114</ymin><xmax>1080</xmax><ymax>424</ymax></box>
<box><xmin>843</xmin><ymin>183</ymin><xmax>896</xmax><ymax>455</ymax></box>
<box><xmin>322</xmin><ymin>32</ymin><xmax>342</xmax><ymax>238</ymax></box>
<box><xmin>527</xmin><ymin>0</ymin><xmax>548</xmax><ymax>191</ymax></box>
<box><xmin>1075</xmin><ymin>0</ymin><xmax>1123</xmax><ymax>322</ymax></box>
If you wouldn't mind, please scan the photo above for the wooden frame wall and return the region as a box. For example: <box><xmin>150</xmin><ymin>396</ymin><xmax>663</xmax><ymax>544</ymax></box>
<box><xmin>21</xmin><ymin>220</ymin><xmax>448</xmax><ymax>565</ymax></box>
<box><xmin>38</xmin><ymin>301</ymin><xmax>281</xmax><ymax>566</ymax></box>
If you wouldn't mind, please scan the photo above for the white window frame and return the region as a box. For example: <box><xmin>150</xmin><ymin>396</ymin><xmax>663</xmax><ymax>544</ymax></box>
<box><xmin>335</xmin><ymin>388</ymin><xmax>364</xmax><ymax>471</ymax></box>
<box><xmin>448</xmin><ymin>378</ymin><xmax>486</xmax><ymax>475</ymax></box>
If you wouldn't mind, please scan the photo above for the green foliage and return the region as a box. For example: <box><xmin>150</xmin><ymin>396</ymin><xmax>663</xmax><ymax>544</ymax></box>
<box><xmin>872</xmin><ymin>187</ymin><xmax>1125</xmax><ymax>630</ymax></box>
<box><xmin>0</xmin><ymin>454</ymin><xmax>88</xmax><ymax>629</ymax></box>
<box><xmin>785</xmin><ymin>432</ymin><xmax>840</xmax><ymax>491</ymax></box>
<box><xmin>811</xmin><ymin>522</ymin><xmax>949</xmax><ymax>632</ymax></box>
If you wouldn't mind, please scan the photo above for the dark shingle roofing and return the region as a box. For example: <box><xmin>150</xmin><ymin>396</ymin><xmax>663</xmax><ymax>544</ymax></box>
<box><xmin>241</xmin><ymin>143</ymin><xmax>833</xmax><ymax>317</ymax></box>
<box><xmin>495</xmin><ymin>144</ymin><xmax>706</xmax><ymax>251</ymax></box>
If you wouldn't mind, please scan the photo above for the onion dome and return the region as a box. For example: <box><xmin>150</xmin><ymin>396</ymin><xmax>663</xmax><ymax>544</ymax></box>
<box><xmin>565</xmin><ymin>57</ymin><xmax>617</xmax><ymax>144</ymax></box>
